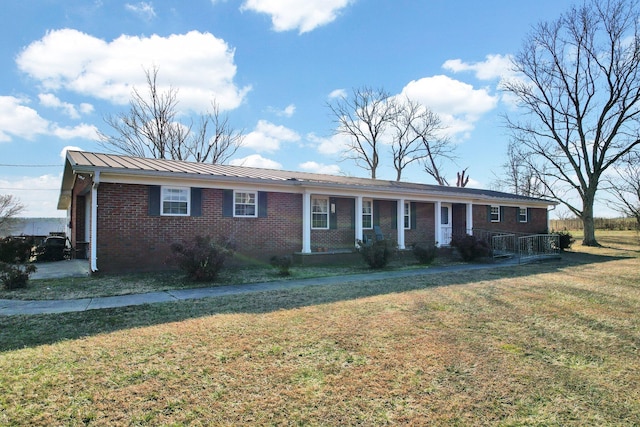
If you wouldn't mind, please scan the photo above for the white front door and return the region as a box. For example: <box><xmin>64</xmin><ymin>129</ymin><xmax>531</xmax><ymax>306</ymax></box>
<box><xmin>440</xmin><ymin>203</ymin><xmax>452</xmax><ymax>245</ymax></box>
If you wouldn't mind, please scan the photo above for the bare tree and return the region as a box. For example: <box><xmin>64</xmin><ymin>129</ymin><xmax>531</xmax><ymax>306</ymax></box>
<box><xmin>389</xmin><ymin>97</ymin><xmax>449</xmax><ymax>181</ymax></box>
<box><xmin>456</xmin><ymin>168</ymin><xmax>470</xmax><ymax>187</ymax></box>
<box><xmin>606</xmin><ymin>151</ymin><xmax>640</xmax><ymax>227</ymax></box>
<box><xmin>420</xmin><ymin>130</ymin><xmax>456</xmax><ymax>186</ymax></box>
<box><xmin>0</xmin><ymin>195</ymin><xmax>24</xmax><ymax>234</ymax></box>
<box><xmin>493</xmin><ymin>141</ymin><xmax>544</xmax><ymax>197</ymax></box>
<box><xmin>502</xmin><ymin>0</ymin><xmax>640</xmax><ymax>246</ymax></box>
<box><xmin>99</xmin><ymin>67</ymin><xmax>244</xmax><ymax>163</ymax></box>
<box><xmin>328</xmin><ymin>87</ymin><xmax>395</xmax><ymax>179</ymax></box>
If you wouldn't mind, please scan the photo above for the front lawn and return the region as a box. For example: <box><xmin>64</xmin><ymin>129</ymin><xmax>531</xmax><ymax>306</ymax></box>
<box><xmin>0</xmin><ymin>230</ymin><xmax>638</xmax><ymax>425</ymax></box>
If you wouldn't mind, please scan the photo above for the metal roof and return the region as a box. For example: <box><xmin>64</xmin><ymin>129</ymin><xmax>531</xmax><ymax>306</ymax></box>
<box><xmin>59</xmin><ymin>151</ymin><xmax>556</xmax><ymax>209</ymax></box>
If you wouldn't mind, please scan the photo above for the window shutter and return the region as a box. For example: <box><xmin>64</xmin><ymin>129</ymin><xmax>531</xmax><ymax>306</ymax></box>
<box><xmin>350</xmin><ymin>199</ymin><xmax>355</xmax><ymax>229</ymax></box>
<box><xmin>527</xmin><ymin>208</ymin><xmax>532</xmax><ymax>223</ymax></box>
<box><xmin>487</xmin><ymin>205</ymin><xmax>491</xmax><ymax>222</ymax></box>
<box><xmin>391</xmin><ymin>201</ymin><xmax>397</xmax><ymax>229</ymax></box>
<box><xmin>373</xmin><ymin>200</ymin><xmax>380</xmax><ymax>226</ymax></box>
<box><xmin>516</xmin><ymin>207</ymin><xmax>520</xmax><ymax>222</ymax></box>
<box><xmin>191</xmin><ymin>188</ymin><xmax>202</xmax><ymax>217</ymax></box>
<box><xmin>500</xmin><ymin>206</ymin><xmax>505</xmax><ymax>222</ymax></box>
<box><xmin>329</xmin><ymin>197</ymin><xmax>337</xmax><ymax>229</ymax></box>
<box><xmin>411</xmin><ymin>202</ymin><xmax>417</xmax><ymax>229</ymax></box>
<box><xmin>222</xmin><ymin>189</ymin><xmax>233</xmax><ymax>217</ymax></box>
<box><xmin>148</xmin><ymin>186</ymin><xmax>160</xmax><ymax>216</ymax></box>
<box><xmin>258</xmin><ymin>191</ymin><xmax>268</xmax><ymax>218</ymax></box>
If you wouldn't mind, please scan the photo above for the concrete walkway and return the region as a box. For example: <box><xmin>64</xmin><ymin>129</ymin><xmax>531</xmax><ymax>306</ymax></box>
<box><xmin>0</xmin><ymin>259</ymin><xmax>525</xmax><ymax>316</ymax></box>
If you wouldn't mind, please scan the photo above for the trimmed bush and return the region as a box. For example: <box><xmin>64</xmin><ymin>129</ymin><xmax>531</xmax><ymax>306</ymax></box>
<box><xmin>450</xmin><ymin>234</ymin><xmax>492</xmax><ymax>262</ymax></box>
<box><xmin>0</xmin><ymin>262</ymin><xmax>37</xmax><ymax>290</ymax></box>
<box><xmin>270</xmin><ymin>255</ymin><xmax>293</xmax><ymax>276</ymax></box>
<box><xmin>358</xmin><ymin>239</ymin><xmax>394</xmax><ymax>269</ymax></box>
<box><xmin>0</xmin><ymin>237</ymin><xmax>34</xmax><ymax>263</ymax></box>
<box><xmin>168</xmin><ymin>235</ymin><xmax>234</xmax><ymax>281</ymax></box>
<box><xmin>412</xmin><ymin>242</ymin><xmax>438</xmax><ymax>265</ymax></box>
<box><xmin>553</xmin><ymin>231</ymin><xmax>575</xmax><ymax>251</ymax></box>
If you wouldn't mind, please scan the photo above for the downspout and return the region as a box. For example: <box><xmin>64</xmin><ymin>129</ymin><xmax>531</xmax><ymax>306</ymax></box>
<box><xmin>90</xmin><ymin>171</ymin><xmax>100</xmax><ymax>272</ymax></box>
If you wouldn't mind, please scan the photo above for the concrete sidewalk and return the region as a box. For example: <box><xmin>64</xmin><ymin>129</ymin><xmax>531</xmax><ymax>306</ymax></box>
<box><xmin>0</xmin><ymin>259</ymin><xmax>524</xmax><ymax>316</ymax></box>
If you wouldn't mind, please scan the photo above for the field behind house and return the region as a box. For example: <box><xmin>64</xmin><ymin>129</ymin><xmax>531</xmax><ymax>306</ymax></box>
<box><xmin>0</xmin><ymin>230</ymin><xmax>639</xmax><ymax>425</ymax></box>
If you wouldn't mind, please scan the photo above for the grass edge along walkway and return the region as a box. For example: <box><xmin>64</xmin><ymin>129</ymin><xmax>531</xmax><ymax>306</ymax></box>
<box><xmin>0</xmin><ymin>258</ymin><xmax>527</xmax><ymax>316</ymax></box>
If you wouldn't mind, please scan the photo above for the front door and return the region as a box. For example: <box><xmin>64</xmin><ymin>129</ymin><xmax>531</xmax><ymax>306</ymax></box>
<box><xmin>440</xmin><ymin>203</ymin><xmax>452</xmax><ymax>245</ymax></box>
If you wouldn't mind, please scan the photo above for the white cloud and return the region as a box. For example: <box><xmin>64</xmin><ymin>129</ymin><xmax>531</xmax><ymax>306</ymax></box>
<box><xmin>0</xmin><ymin>95</ymin><xmax>99</xmax><ymax>142</ymax></box>
<box><xmin>307</xmin><ymin>132</ymin><xmax>350</xmax><ymax>155</ymax></box>
<box><xmin>125</xmin><ymin>2</ymin><xmax>156</xmax><ymax>21</ymax></box>
<box><xmin>229</xmin><ymin>154</ymin><xmax>282</xmax><ymax>169</ymax></box>
<box><xmin>299</xmin><ymin>161</ymin><xmax>341</xmax><ymax>175</ymax></box>
<box><xmin>0</xmin><ymin>174</ymin><xmax>64</xmax><ymax>217</ymax></box>
<box><xmin>268</xmin><ymin>103</ymin><xmax>296</xmax><ymax>117</ymax></box>
<box><xmin>399</xmin><ymin>75</ymin><xmax>498</xmax><ymax>140</ymax></box>
<box><xmin>243</xmin><ymin>120</ymin><xmax>300</xmax><ymax>152</ymax></box>
<box><xmin>38</xmin><ymin>93</ymin><xmax>93</xmax><ymax>119</ymax></box>
<box><xmin>241</xmin><ymin>0</ymin><xmax>353</xmax><ymax>33</ymax></box>
<box><xmin>328</xmin><ymin>88</ymin><xmax>347</xmax><ymax>99</ymax></box>
<box><xmin>17</xmin><ymin>29</ymin><xmax>250</xmax><ymax>112</ymax></box>
<box><xmin>442</xmin><ymin>54</ymin><xmax>514</xmax><ymax>81</ymax></box>
<box><xmin>0</xmin><ymin>96</ymin><xmax>50</xmax><ymax>141</ymax></box>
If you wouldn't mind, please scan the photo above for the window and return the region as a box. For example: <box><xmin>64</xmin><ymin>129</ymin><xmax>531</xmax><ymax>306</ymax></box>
<box><xmin>161</xmin><ymin>187</ymin><xmax>190</xmax><ymax>216</ymax></box>
<box><xmin>404</xmin><ymin>202</ymin><xmax>411</xmax><ymax>229</ymax></box>
<box><xmin>441</xmin><ymin>206</ymin><xmax>449</xmax><ymax>225</ymax></box>
<box><xmin>312</xmin><ymin>197</ymin><xmax>329</xmax><ymax>229</ymax></box>
<box><xmin>234</xmin><ymin>191</ymin><xmax>257</xmax><ymax>217</ymax></box>
<box><xmin>518</xmin><ymin>207</ymin><xmax>528</xmax><ymax>223</ymax></box>
<box><xmin>362</xmin><ymin>199</ymin><xmax>373</xmax><ymax>229</ymax></box>
<box><xmin>490</xmin><ymin>205</ymin><xmax>500</xmax><ymax>222</ymax></box>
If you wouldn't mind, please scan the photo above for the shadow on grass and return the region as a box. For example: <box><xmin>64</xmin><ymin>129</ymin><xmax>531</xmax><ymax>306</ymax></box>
<box><xmin>0</xmin><ymin>251</ymin><xmax>632</xmax><ymax>353</ymax></box>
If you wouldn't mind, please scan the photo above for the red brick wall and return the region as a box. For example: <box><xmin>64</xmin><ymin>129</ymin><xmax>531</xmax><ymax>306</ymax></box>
<box><xmin>311</xmin><ymin>197</ymin><xmax>355</xmax><ymax>250</ymax></box>
<box><xmin>405</xmin><ymin>202</ymin><xmax>435</xmax><ymax>246</ymax></box>
<box><xmin>472</xmin><ymin>204</ymin><xmax>548</xmax><ymax>234</ymax></box>
<box><xmin>96</xmin><ymin>183</ymin><xmax>302</xmax><ymax>273</ymax></box>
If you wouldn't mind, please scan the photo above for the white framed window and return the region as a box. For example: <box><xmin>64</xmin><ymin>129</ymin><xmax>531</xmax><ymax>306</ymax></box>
<box><xmin>161</xmin><ymin>186</ymin><xmax>190</xmax><ymax>216</ymax></box>
<box><xmin>490</xmin><ymin>205</ymin><xmax>501</xmax><ymax>222</ymax></box>
<box><xmin>311</xmin><ymin>197</ymin><xmax>329</xmax><ymax>229</ymax></box>
<box><xmin>362</xmin><ymin>199</ymin><xmax>373</xmax><ymax>229</ymax></box>
<box><xmin>404</xmin><ymin>201</ymin><xmax>411</xmax><ymax>229</ymax></box>
<box><xmin>234</xmin><ymin>191</ymin><xmax>257</xmax><ymax>217</ymax></box>
<box><xmin>518</xmin><ymin>207</ymin><xmax>528</xmax><ymax>223</ymax></box>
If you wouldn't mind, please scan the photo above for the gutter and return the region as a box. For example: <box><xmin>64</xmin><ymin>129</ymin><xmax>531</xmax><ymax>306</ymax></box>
<box><xmin>90</xmin><ymin>171</ymin><xmax>100</xmax><ymax>273</ymax></box>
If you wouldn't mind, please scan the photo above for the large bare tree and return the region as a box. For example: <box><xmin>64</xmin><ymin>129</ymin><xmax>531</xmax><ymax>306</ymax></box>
<box><xmin>99</xmin><ymin>67</ymin><xmax>244</xmax><ymax>163</ymax></box>
<box><xmin>389</xmin><ymin>97</ymin><xmax>451</xmax><ymax>182</ymax></box>
<box><xmin>493</xmin><ymin>141</ymin><xmax>545</xmax><ymax>197</ymax></box>
<box><xmin>328</xmin><ymin>87</ymin><xmax>395</xmax><ymax>179</ymax></box>
<box><xmin>0</xmin><ymin>195</ymin><xmax>24</xmax><ymax>234</ymax></box>
<box><xmin>502</xmin><ymin>0</ymin><xmax>640</xmax><ymax>246</ymax></box>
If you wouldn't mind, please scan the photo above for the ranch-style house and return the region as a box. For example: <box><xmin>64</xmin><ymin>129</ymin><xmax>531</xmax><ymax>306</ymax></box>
<box><xmin>58</xmin><ymin>151</ymin><xmax>556</xmax><ymax>273</ymax></box>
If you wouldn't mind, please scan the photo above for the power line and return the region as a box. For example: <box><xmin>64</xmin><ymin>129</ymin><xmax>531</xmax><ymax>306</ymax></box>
<box><xmin>0</xmin><ymin>187</ymin><xmax>59</xmax><ymax>191</ymax></box>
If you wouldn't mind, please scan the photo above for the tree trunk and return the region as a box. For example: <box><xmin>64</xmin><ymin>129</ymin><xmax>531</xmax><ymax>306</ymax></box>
<box><xmin>581</xmin><ymin>193</ymin><xmax>599</xmax><ymax>246</ymax></box>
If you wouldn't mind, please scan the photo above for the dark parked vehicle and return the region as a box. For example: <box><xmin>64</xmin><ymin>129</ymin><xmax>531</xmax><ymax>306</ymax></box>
<box><xmin>33</xmin><ymin>236</ymin><xmax>71</xmax><ymax>262</ymax></box>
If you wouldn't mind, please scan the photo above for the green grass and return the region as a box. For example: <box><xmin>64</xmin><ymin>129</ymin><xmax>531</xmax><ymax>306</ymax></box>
<box><xmin>0</xmin><ymin>230</ymin><xmax>638</xmax><ymax>425</ymax></box>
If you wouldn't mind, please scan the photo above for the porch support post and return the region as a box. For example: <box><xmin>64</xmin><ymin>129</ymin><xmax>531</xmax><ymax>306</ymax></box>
<box><xmin>302</xmin><ymin>191</ymin><xmax>311</xmax><ymax>253</ymax></box>
<box><xmin>90</xmin><ymin>171</ymin><xmax>100</xmax><ymax>272</ymax></box>
<box><xmin>355</xmin><ymin>196</ymin><xmax>363</xmax><ymax>247</ymax></box>
<box><xmin>466</xmin><ymin>202</ymin><xmax>473</xmax><ymax>235</ymax></box>
<box><xmin>397</xmin><ymin>198</ymin><xmax>405</xmax><ymax>249</ymax></box>
<box><xmin>435</xmin><ymin>201</ymin><xmax>442</xmax><ymax>247</ymax></box>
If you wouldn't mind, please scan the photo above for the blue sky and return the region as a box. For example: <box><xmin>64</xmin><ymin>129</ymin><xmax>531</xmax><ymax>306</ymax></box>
<box><xmin>1</xmin><ymin>0</ymin><xmax>591</xmax><ymax>218</ymax></box>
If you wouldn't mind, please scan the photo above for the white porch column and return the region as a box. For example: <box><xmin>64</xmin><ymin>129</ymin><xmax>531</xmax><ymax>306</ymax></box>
<box><xmin>434</xmin><ymin>201</ymin><xmax>442</xmax><ymax>247</ymax></box>
<box><xmin>90</xmin><ymin>171</ymin><xmax>100</xmax><ymax>272</ymax></box>
<box><xmin>466</xmin><ymin>202</ymin><xmax>473</xmax><ymax>235</ymax></box>
<box><xmin>355</xmin><ymin>196</ymin><xmax>363</xmax><ymax>247</ymax></box>
<box><xmin>302</xmin><ymin>191</ymin><xmax>311</xmax><ymax>253</ymax></box>
<box><xmin>397</xmin><ymin>198</ymin><xmax>405</xmax><ymax>249</ymax></box>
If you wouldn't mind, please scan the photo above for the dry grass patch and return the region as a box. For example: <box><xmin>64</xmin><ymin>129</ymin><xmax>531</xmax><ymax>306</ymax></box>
<box><xmin>0</xmin><ymin>231</ymin><xmax>638</xmax><ymax>425</ymax></box>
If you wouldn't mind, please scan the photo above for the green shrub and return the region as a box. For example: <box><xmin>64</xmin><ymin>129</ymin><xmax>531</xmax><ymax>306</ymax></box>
<box><xmin>450</xmin><ymin>234</ymin><xmax>492</xmax><ymax>262</ymax></box>
<box><xmin>0</xmin><ymin>237</ymin><xmax>34</xmax><ymax>263</ymax></box>
<box><xmin>357</xmin><ymin>239</ymin><xmax>394</xmax><ymax>269</ymax></box>
<box><xmin>412</xmin><ymin>242</ymin><xmax>437</xmax><ymax>265</ymax></box>
<box><xmin>553</xmin><ymin>231</ymin><xmax>575</xmax><ymax>251</ymax></box>
<box><xmin>168</xmin><ymin>235</ymin><xmax>234</xmax><ymax>281</ymax></box>
<box><xmin>0</xmin><ymin>262</ymin><xmax>37</xmax><ymax>290</ymax></box>
<box><xmin>270</xmin><ymin>255</ymin><xmax>293</xmax><ymax>276</ymax></box>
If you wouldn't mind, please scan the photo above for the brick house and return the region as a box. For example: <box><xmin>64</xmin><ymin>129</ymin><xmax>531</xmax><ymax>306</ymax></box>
<box><xmin>58</xmin><ymin>151</ymin><xmax>556</xmax><ymax>273</ymax></box>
